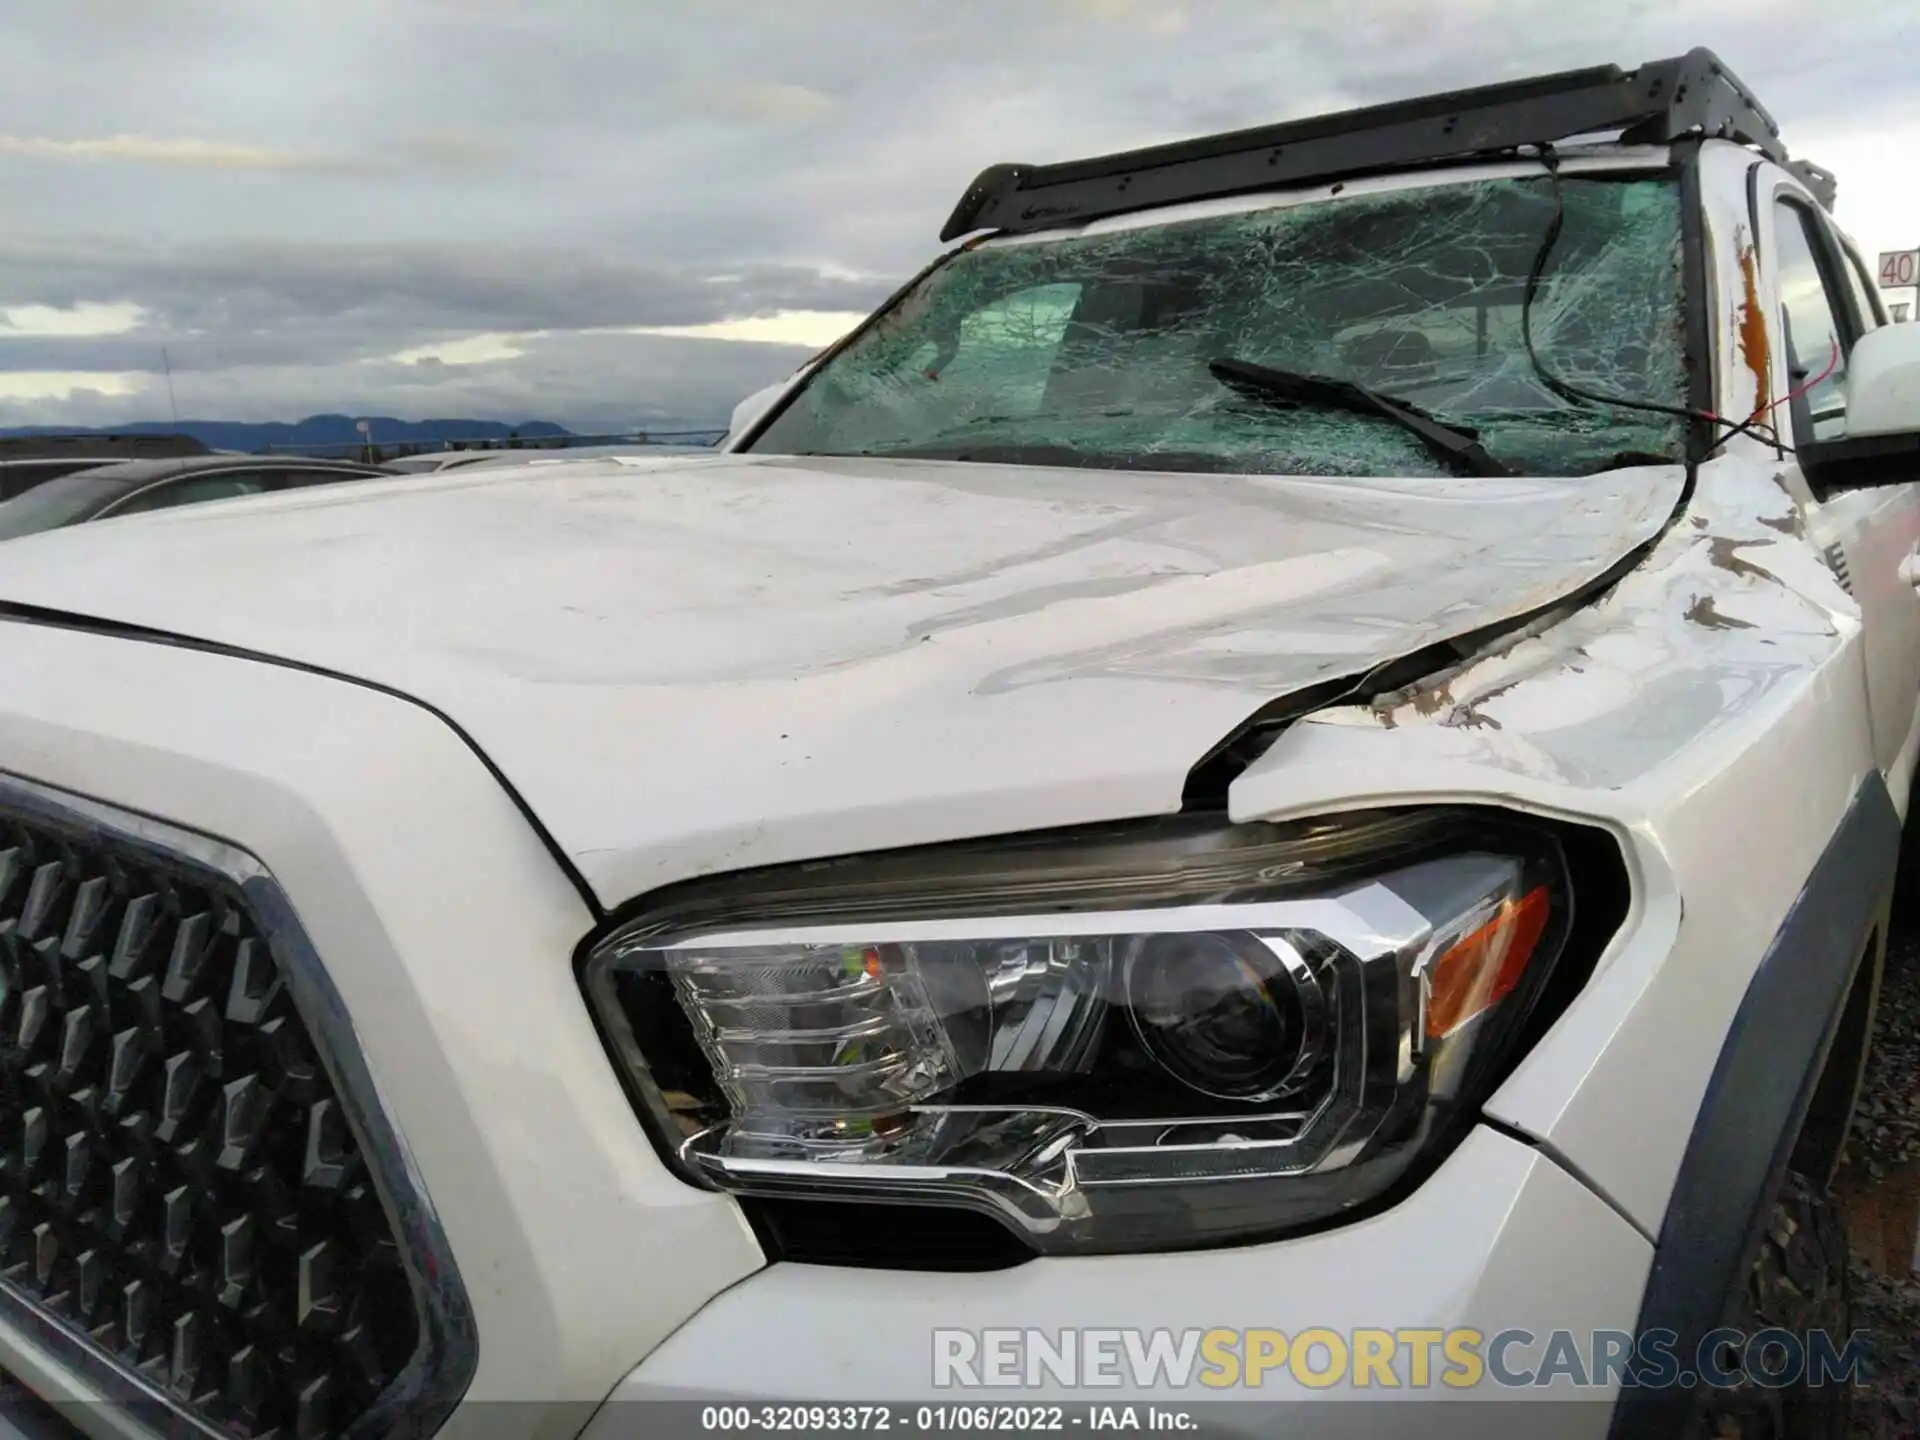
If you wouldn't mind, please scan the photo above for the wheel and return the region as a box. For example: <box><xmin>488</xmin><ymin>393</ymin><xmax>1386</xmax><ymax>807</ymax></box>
<box><xmin>1695</xmin><ymin>1171</ymin><xmax>1854</xmax><ymax>1439</ymax></box>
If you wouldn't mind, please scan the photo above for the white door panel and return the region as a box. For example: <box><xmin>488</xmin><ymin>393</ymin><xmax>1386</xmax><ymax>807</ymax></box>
<box><xmin>1811</xmin><ymin>485</ymin><xmax>1920</xmax><ymax>775</ymax></box>
<box><xmin>1764</xmin><ymin>180</ymin><xmax>1920</xmax><ymax>778</ymax></box>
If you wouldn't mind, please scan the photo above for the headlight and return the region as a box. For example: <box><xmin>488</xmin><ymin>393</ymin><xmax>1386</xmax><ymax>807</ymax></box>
<box><xmin>582</xmin><ymin>810</ymin><xmax>1576</xmax><ymax>1255</ymax></box>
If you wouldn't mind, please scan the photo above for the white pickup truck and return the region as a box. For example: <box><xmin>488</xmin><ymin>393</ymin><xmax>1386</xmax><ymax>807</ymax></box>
<box><xmin>0</xmin><ymin>46</ymin><xmax>1910</xmax><ymax>1440</ymax></box>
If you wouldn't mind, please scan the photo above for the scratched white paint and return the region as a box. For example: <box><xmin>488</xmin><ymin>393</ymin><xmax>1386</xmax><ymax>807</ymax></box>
<box><xmin>0</xmin><ymin>128</ymin><xmax>1901</xmax><ymax>1416</ymax></box>
<box><xmin>0</xmin><ymin>452</ymin><xmax>1682</xmax><ymax>903</ymax></box>
<box><xmin>1225</xmin><ymin>447</ymin><xmax>1876</xmax><ymax>1233</ymax></box>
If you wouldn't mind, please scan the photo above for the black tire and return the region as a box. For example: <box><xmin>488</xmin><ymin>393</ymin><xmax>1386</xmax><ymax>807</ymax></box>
<box><xmin>1695</xmin><ymin>1172</ymin><xmax>1854</xmax><ymax>1439</ymax></box>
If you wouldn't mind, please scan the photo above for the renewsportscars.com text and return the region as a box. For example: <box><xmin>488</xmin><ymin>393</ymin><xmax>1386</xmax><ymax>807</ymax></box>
<box><xmin>931</xmin><ymin>1326</ymin><xmax>1871</xmax><ymax>1392</ymax></box>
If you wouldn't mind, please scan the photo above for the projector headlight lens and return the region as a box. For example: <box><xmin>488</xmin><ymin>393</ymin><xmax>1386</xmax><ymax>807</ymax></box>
<box><xmin>583</xmin><ymin>810</ymin><xmax>1573</xmax><ymax>1253</ymax></box>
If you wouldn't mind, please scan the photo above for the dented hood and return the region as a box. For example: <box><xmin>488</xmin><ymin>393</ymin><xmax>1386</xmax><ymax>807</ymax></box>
<box><xmin>0</xmin><ymin>454</ymin><xmax>1681</xmax><ymax>904</ymax></box>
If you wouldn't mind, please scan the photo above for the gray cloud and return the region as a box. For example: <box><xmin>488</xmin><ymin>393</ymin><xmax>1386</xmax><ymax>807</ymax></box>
<box><xmin>2</xmin><ymin>0</ymin><xmax>1916</xmax><ymax>430</ymax></box>
<box><xmin>0</xmin><ymin>332</ymin><xmax>814</xmax><ymax>433</ymax></box>
<box><xmin>0</xmin><ymin>234</ymin><xmax>891</xmax><ymax>371</ymax></box>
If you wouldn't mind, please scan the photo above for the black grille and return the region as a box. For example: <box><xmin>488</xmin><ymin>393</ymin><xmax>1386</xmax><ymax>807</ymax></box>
<box><xmin>1824</xmin><ymin>541</ymin><xmax>1854</xmax><ymax>596</ymax></box>
<box><xmin>0</xmin><ymin>807</ymin><xmax>419</xmax><ymax>1437</ymax></box>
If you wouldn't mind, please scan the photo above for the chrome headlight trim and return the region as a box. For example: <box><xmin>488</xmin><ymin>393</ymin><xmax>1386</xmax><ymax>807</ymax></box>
<box><xmin>582</xmin><ymin>808</ymin><xmax>1579</xmax><ymax>1256</ymax></box>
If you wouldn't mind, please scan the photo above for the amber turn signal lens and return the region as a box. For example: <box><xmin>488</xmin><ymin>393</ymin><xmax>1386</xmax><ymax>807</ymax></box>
<box><xmin>1424</xmin><ymin>886</ymin><xmax>1551</xmax><ymax>1039</ymax></box>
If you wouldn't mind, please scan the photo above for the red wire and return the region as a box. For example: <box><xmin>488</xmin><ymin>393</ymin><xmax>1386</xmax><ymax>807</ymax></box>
<box><xmin>1745</xmin><ymin>335</ymin><xmax>1843</xmax><ymax>429</ymax></box>
<box><xmin>1677</xmin><ymin>335</ymin><xmax>1842</xmax><ymax>439</ymax></box>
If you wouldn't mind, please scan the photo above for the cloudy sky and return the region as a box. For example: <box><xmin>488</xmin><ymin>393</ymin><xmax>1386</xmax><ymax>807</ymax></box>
<box><xmin>1</xmin><ymin>0</ymin><xmax>1915</xmax><ymax>433</ymax></box>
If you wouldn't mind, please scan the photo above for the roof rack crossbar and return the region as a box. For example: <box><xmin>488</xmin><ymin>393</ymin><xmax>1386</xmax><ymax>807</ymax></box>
<box><xmin>941</xmin><ymin>47</ymin><xmax>1821</xmax><ymax>240</ymax></box>
<box><xmin>1783</xmin><ymin>158</ymin><xmax>1837</xmax><ymax>211</ymax></box>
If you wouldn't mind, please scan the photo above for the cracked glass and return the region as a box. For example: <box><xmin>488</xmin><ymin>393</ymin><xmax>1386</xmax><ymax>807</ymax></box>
<box><xmin>751</xmin><ymin>174</ymin><xmax>1688</xmax><ymax>478</ymax></box>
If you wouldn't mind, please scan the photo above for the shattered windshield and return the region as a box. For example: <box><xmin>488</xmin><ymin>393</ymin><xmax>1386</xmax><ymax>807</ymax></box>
<box><xmin>750</xmin><ymin>174</ymin><xmax>1688</xmax><ymax>477</ymax></box>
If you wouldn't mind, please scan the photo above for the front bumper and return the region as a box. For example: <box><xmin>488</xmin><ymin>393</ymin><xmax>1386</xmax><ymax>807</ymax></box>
<box><xmin>584</xmin><ymin>1125</ymin><xmax>1652</xmax><ymax>1439</ymax></box>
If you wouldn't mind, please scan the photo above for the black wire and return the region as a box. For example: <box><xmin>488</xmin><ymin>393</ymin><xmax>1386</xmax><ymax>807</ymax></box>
<box><xmin>1517</xmin><ymin>144</ymin><xmax>1712</xmax><ymax>431</ymax></box>
<box><xmin>1705</xmin><ymin>333</ymin><xmax>1839</xmax><ymax>456</ymax></box>
<box><xmin>1519</xmin><ymin>151</ymin><xmax>1798</xmax><ymax>454</ymax></box>
<box><xmin>1516</xmin><ymin>143</ymin><xmax>1805</xmax><ymax>461</ymax></box>
<box><xmin>1709</xmin><ymin>409</ymin><xmax>1781</xmax><ymax>453</ymax></box>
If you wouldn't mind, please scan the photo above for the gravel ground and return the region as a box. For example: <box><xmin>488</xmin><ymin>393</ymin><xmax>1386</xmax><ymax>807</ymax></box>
<box><xmin>1844</xmin><ymin>919</ymin><xmax>1920</xmax><ymax>1438</ymax></box>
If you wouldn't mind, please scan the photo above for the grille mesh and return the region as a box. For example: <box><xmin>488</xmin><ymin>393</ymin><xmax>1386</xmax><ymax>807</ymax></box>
<box><xmin>0</xmin><ymin>807</ymin><xmax>419</xmax><ymax>1438</ymax></box>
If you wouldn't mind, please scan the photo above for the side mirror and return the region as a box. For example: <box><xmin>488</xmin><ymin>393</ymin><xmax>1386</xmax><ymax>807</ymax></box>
<box><xmin>1842</xmin><ymin>323</ymin><xmax>1920</xmax><ymax>437</ymax></box>
<box><xmin>1798</xmin><ymin>324</ymin><xmax>1920</xmax><ymax>488</ymax></box>
<box><xmin>724</xmin><ymin>379</ymin><xmax>798</xmax><ymax>451</ymax></box>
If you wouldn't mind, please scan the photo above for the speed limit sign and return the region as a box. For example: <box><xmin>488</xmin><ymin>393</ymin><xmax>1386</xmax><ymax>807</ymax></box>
<box><xmin>1878</xmin><ymin>250</ymin><xmax>1919</xmax><ymax>288</ymax></box>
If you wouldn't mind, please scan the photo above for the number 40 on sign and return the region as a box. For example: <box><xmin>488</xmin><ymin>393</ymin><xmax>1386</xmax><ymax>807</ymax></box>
<box><xmin>1878</xmin><ymin>250</ymin><xmax>1919</xmax><ymax>288</ymax></box>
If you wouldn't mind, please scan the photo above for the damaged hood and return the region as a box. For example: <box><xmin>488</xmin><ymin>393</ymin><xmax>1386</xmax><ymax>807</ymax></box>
<box><xmin>0</xmin><ymin>453</ymin><xmax>1681</xmax><ymax>904</ymax></box>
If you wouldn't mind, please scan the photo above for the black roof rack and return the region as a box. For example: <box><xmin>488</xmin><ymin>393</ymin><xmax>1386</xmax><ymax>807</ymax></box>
<box><xmin>941</xmin><ymin>47</ymin><xmax>1832</xmax><ymax>240</ymax></box>
<box><xmin>1784</xmin><ymin>158</ymin><xmax>1838</xmax><ymax>213</ymax></box>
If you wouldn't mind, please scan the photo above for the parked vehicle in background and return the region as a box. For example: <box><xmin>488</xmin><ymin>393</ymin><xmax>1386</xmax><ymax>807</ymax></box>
<box><xmin>384</xmin><ymin>443</ymin><xmax>716</xmax><ymax>476</ymax></box>
<box><xmin>381</xmin><ymin>450</ymin><xmax>505</xmax><ymax>475</ymax></box>
<box><xmin>0</xmin><ymin>454</ymin><xmax>388</xmax><ymax>541</ymax></box>
<box><xmin>460</xmin><ymin>442</ymin><xmax>717</xmax><ymax>468</ymax></box>
<box><xmin>0</xmin><ymin>47</ymin><xmax>1907</xmax><ymax>1440</ymax></box>
<box><xmin>0</xmin><ymin>432</ymin><xmax>209</xmax><ymax>500</ymax></box>
<box><xmin>726</xmin><ymin>380</ymin><xmax>792</xmax><ymax>445</ymax></box>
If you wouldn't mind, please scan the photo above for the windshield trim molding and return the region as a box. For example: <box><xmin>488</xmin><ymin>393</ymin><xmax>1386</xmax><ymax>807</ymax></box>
<box><xmin>1675</xmin><ymin>139</ymin><xmax>1716</xmax><ymax>464</ymax></box>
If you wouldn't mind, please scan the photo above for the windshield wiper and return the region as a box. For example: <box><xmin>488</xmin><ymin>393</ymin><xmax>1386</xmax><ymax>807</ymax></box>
<box><xmin>1208</xmin><ymin>357</ymin><xmax>1510</xmax><ymax>477</ymax></box>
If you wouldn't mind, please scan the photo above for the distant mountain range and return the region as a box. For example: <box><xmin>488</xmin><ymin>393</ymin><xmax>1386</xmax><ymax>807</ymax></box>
<box><xmin>0</xmin><ymin>415</ymin><xmax>573</xmax><ymax>453</ymax></box>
